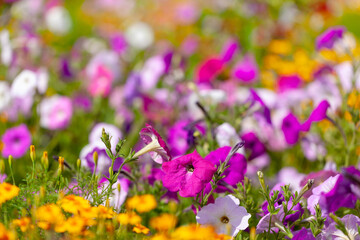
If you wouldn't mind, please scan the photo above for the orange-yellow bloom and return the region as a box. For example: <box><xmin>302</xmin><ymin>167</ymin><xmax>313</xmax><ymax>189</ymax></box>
<box><xmin>133</xmin><ymin>223</ymin><xmax>150</xmax><ymax>234</ymax></box>
<box><xmin>150</xmin><ymin>213</ymin><xmax>177</xmax><ymax>232</ymax></box>
<box><xmin>117</xmin><ymin>212</ymin><xmax>142</xmax><ymax>225</ymax></box>
<box><xmin>0</xmin><ymin>182</ymin><xmax>20</xmax><ymax>205</ymax></box>
<box><xmin>126</xmin><ymin>194</ymin><xmax>157</xmax><ymax>213</ymax></box>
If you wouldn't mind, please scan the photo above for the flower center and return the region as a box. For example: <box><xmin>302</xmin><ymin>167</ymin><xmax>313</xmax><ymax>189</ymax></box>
<box><xmin>220</xmin><ymin>216</ymin><xmax>229</xmax><ymax>224</ymax></box>
<box><xmin>186</xmin><ymin>164</ymin><xmax>194</xmax><ymax>172</ymax></box>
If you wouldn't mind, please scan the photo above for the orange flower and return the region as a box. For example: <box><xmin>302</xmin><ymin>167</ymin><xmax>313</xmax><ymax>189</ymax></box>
<box><xmin>133</xmin><ymin>224</ymin><xmax>150</xmax><ymax>234</ymax></box>
<box><xmin>126</xmin><ymin>194</ymin><xmax>157</xmax><ymax>213</ymax></box>
<box><xmin>0</xmin><ymin>182</ymin><xmax>20</xmax><ymax>205</ymax></box>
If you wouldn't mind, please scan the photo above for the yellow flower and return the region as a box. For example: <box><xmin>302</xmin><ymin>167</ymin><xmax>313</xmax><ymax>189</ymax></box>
<box><xmin>150</xmin><ymin>233</ymin><xmax>171</xmax><ymax>240</ymax></box>
<box><xmin>36</xmin><ymin>204</ymin><xmax>65</xmax><ymax>230</ymax></box>
<box><xmin>171</xmin><ymin>224</ymin><xmax>219</xmax><ymax>240</ymax></box>
<box><xmin>117</xmin><ymin>212</ymin><xmax>142</xmax><ymax>225</ymax></box>
<box><xmin>133</xmin><ymin>223</ymin><xmax>150</xmax><ymax>234</ymax></box>
<box><xmin>0</xmin><ymin>182</ymin><xmax>20</xmax><ymax>205</ymax></box>
<box><xmin>13</xmin><ymin>217</ymin><xmax>33</xmax><ymax>232</ymax></box>
<box><xmin>347</xmin><ymin>91</ymin><xmax>358</xmax><ymax>108</ymax></box>
<box><xmin>345</xmin><ymin>111</ymin><xmax>353</xmax><ymax>122</ymax></box>
<box><xmin>58</xmin><ymin>216</ymin><xmax>86</xmax><ymax>234</ymax></box>
<box><xmin>57</xmin><ymin>195</ymin><xmax>91</xmax><ymax>215</ymax></box>
<box><xmin>126</xmin><ymin>194</ymin><xmax>157</xmax><ymax>213</ymax></box>
<box><xmin>150</xmin><ymin>214</ymin><xmax>177</xmax><ymax>232</ymax></box>
<box><xmin>94</xmin><ymin>205</ymin><xmax>115</xmax><ymax>219</ymax></box>
<box><xmin>0</xmin><ymin>223</ymin><xmax>15</xmax><ymax>240</ymax></box>
<box><xmin>268</xmin><ymin>39</ymin><xmax>292</xmax><ymax>55</ymax></box>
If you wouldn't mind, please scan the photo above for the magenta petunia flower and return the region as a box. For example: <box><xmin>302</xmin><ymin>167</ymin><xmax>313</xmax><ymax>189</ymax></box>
<box><xmin>277</xmin><ymin>74</ymin><xmax>302</xmax><ymax>92</ymax></box>
<box><xmin>233</xmin><ymin>54</ymin><xmax>258</xmax><ymax>83</ymax></box>
<box><xmin>281</xmin><ymin>113</ymin><xmax>301</xmax><ymax>145</ymax></box>
<box><xmin>162</xmin><ymin>150</ymin><xmax>216</xmax><ymax>197</ymax></box>
<box><xmin>133</xmin><ymin>124</ymin><xmax>171</xmax><ymax>164</ymax></box>
<box><xmin>196</xmin><ymin>57</ymin><xmax>224</xmax><ymax>84</ymax></box>
<box><xmin>221</xmin><ymin>39</ymin><xmax>239</xmax><ymax>63</ymax></box>
<box><xmin>291</xmin><ymin>228</ymin><xmax>316</xmax><ymax>240</ymax></box>
<box><xmin>1</xmin><ymin>124</ymin><xmax>32</xmax><ymax>158</ymax></box>
<box><xmin>241</xmin><ymin>132</ymin><xmax>266</xmax><ymax>161</ymax></box>
<box><xmin>316</xmin><ymin>26</ymin><xmax>346</xmax><ymax>50</ymax></box>
<box><xmin>300</xmin><ymin>100</ymin><xmax>330</xmax><ymax>131</ymax></box>
<box><xmin>204</xmin><ymin>146</ymin><xmax>247</xmax><ymax>192</ymax></box>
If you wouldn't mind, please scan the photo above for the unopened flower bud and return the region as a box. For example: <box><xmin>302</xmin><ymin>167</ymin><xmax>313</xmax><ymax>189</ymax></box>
<box><xmin>257</xmin><ymin>171</ymin><xmax>266</xmax><ymax>191</ymax></box>
<box><xmin>30</xmin><ymin>145</ymin><xmax>36</xmax><ymax>162</ymax></box>
<box><xmin>77</xmin><ymin>158</ymin><xmax>81</xmax><ymax>169</ymax></box>
<box><xmin>297</xmin><ymin>179</ymin><xmax>314</xmax><ymax>202</ymax></box>
<box><xmin>41</xmin><ymin>151</ymin><xmax>49</xmax><ymax>169</ymax></box>
<box><xmin>93</xmin><ymin>151</ymin><xmax>98</xmax><ymax>166</ymax></box>
<box><xmin>0</xmin><ymin>159</ymin><xmax>4</xmax><ymax>174</ymax></box>
<box><xmin>8</xmin><ymin>155</ymin><xmax>13</xmax><ymax>168</ymax></box>
<box><xmin>58</xmin><ymin>156</ymin><xmax>64</xmax><ymax>173</ymax></box>
<box><xmin>117</xmin><ymin>183</ymin><xmax>121</xmax><ymax>193</ymax></box>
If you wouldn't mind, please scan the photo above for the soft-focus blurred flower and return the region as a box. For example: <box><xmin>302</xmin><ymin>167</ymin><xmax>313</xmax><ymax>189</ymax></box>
<box><xmin>277</xmin><ymin>75</ymin><xmax>302</xmax><ymax>92</ymax></box>
<box><xmin>281</xmin><ymin>113</ymin><xmax>301</xmax><ymax>145</ymax></box>
<box><xmin>1</xmin><ymin>124</ymin><xmax>31</xmax><ymax>158</ymax></box>
<box><xmin>316</xmin><ymin>26</ymin><xmax>346</xmax><ymax>50</ymax></box>
<box><xmin>300</xmin><ymin>100</ymin><xmax>330</xmax><ymax>131</ymax></box>
<box><xmin>221</xmin><ymin>39</ymin><xmax>239</xmax><ymax>63</ymax></box>
<box><xmin>45</xmin><ymin>6</ymin><xmax>72</xmax><ymax>35</ymax></box>
<box><xmin>0</xmin><ymin>182</ymin><xmax>20</xmax><ymax>205</ymax></box>
<box><xmin>126</xmin><ymin>194</ymin><xmax>157</xmax><ymax>213</ymax></box>
<box><xmin>150</xmin><ymin>213</ymin><xmax>177</xmax><ymax>232</ymax></box>
<box><xmin>125</xmin><ymin>22</ymin><xmax>154</xmax><ymax>50</ymax></box>
<box><xmin>0</xmin><ymin>30</ymin><xmax>12</xmax><ymax>66</ymax></box>
<box><xmin>196</xmin><ymin>57</ymin><xmax>224</xmax><ymax>84</ymax></box>
<box><xmin>89</xmin><ymin>122</ymin><xmax>122</xmax><ymax>152</ymax></box>
<box><xmin>140</xmin><ymin>56</ymin><xmax>166</xmax><ymax>91</ymax></box>
<box><xmin>215</xmin><ymin>123</ymin><xmax>241</xmax><ymax>149</ymax></box>
<box><xmin>11</xmin><ymin>70</ymin><xmax>37</xmax><ymax>98</ymax></box>
<box><xmin>196</xmin><ymin>195</ymin><xmax>250</xmax><ymax>237</ymax></box>
<box><xmin>301</xmin><ymin>134</ymin><xmax>327</xmax><ymax>161</ymax></box>
<box><xmin>241</xmin><ymin>132</ymin><xmax>266</xmax><ymax>161</ymax></box>
<box><xmin>0</xmin><ymin>82</ymin><xmax>11</xmax><ymax>112</ymax></box>
<box><xmin>162</xmin><ymin>150</ymin><xmax>216</xmax><ymax>197</ymax></box>
<box><xmin>98</xmin><ymin>177</ymin><xmax>129</xmax><ymax>211</ymax></box>
<box><xmin>88</xmin><ymin>64</ymin><xmax>113</xmax><ymax>97</ymax></box>
<box><xmin>233</xmin><ymin>54</ymin><xmax>258</xmax><ymax>83</ymax></box>
<box><xmin>39</xmin><ymin>95</ymin><xmax>73</xmax><ymax>130</ymax></box>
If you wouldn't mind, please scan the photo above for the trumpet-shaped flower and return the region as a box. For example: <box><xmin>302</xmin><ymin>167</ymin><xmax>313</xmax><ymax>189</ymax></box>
<box><xmin>134</xmin><ymin>124</ymin><xmax>171</xmax><ymax>164</ymax></box>
<box><xmin>196</xmin><ymin>195</ymin><xmax>251</xmax><ymax>237</ymax></box>
<box><xmin>162</xmin><ymin>150</ymin><xmax>216</xmax><ymax>197</ymax></box>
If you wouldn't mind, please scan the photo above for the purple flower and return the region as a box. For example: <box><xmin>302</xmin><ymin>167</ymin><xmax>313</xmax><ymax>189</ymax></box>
<box><xmin>1</xmin><ymin>124</ymin><xmax>31</xmax><ymax>158</ymax></box>
<box><xmin>221</xmin><ymin>39</ymin><xmax>239</xmax><ymax>63</ymax></box>
<box><xmin>110</xmin><ymin>34</ymin><xmax>127</xmax><ymax>54</ymax></box>
<box><xmin>98</xmin><ymin>177</ymin><xmax>130</xmax><ymax>211</ymax></box>
<box><xmin>320</xmin><ymin>214</ymin><xmax>360</xmax><ymax>239</ymax></box>
<box><xmin>0</xmin><ymin>174</ymin><xmax>7</xmax><ymax>183</ymax></box>
<box><xmin>80</xmin><ymin>142</ymin><xmax>122</xmax><ymax>175</ymax></box>
<box><xmin>261</xmin><ymin>184</ymin><xmax>303</xmax><ymax>224</ymax></box>
<box><xmin>134</xmin><ymin>124</ymin><xmax>171</xmax><ymax>164</ymax></box>
<box><xmin>167</xmin><ymin>120</ymin><xmax>191</xmax><ymax>157</ymax></box>
<box><xmin>248</xmin><ymin>89</ymin><xmax>272</xmax><ymax>124</ymax></box>
<box><xmin>39</xmin><ymin>95</ymin><xmax>73</xmax><ymax>130</ymax></box>
<box><xmin>123</xmin><ymin>73</ymin><xmax>141</xmax><ymax>105</ymax></box>
<box><xmin>291</xmin><ymin>228</ymin><xmax>316</xmax><ymax>240</ymax></box>
<box><xmin>281</xmin><ymin>113</ymin><xmax>301</xmax><ymax>145</ymax></box>
<box><xmin>196</xmin><ymin>195</ymin><xmax>250</xmax><ymax>237</ymax></box>
<box><xmin>256</xmin><ymin>206</ymin><xmax>285</xmax><ymax>234</ymax></box>
<box><xmin>233</xmin><ymin>54</ymin><xmax>258</xmax><ymax>83</ymax></box>
<box><xmin>301</xmin><ymin>134</ymin><xmax>327</xmax><ymax>161</ymax></box>
<box><xmin>89</xmin><ymin>122</ymin><xmax>122</xmax><ymax>152</ymax></box>
<box><xmin>241</xmin><ymin>132</ymin><xmax>266</xmax><ymax>161</ymax></box>
<box><xmin>316</xmin><ymin>26</ymin><xmax>346</xmax><ymax>50</ymax></box>
<box><xmin>277</xmin><ymin>75</ymin><xmax>302</xmax><ymax>92</ymax></box>
<box><xmin>162</xmin><ymin>150</ymin><xmax>216</xmax><ymax>197</ymax></box>
<box><xmin>204</xmin><ymin>146</ymin><xmax>247</xmax><ymax>192</ymax></box>
<box><xmin>307</xmin><ymin>174</ymin><xmax>356</xmax><ymax>216</ymax></box>
<box><xmin>300</xmin><ymin>100</ymin><xmax>330</xmax><ymax>131</ymax></box>
<box><xmin>196</xmin><ymin>57</ymin><xmax>224</xmax><ymax>84</ymax></box>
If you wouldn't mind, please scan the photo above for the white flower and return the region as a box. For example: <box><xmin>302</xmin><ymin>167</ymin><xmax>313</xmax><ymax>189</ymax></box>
<box><xmin>45</xmin><ymin>6</ymin><xmax>72</xmax><ymax>35</ymax></box>
<box><xmin>0</xmin><ymin>30</ymin><xmax>12</xmax><ymax>66</ymax></box>
<box><xmin>140</xmin><ymin>56</ymin><xmax>166</xmax><ymax>91</ymax></box>
<box><xmin>0</xmin><ymin>81</ymin><xmax>11</xmax><ymax>112</ymax></box>
<box><xmin>215</xmin><ymin>123</ymin><xmax>244</xmax><ymax>154</ymax></box>
<box><xmin>125</xmin><ymin>22</ymin><xmax>154</xmax><ymax>50</ymax></box>
<box><xmin>11</xmin><ymin>70</ymin><xmax>37</xmax><ymax>98</ymax></box>
<box><xmin>196</xmin><ymin>195</ymin><xmax>251</xmax><ymax>237</ymax></box>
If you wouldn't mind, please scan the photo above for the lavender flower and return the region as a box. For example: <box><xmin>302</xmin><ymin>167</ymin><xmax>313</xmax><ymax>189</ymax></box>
<box><xmin>320</xmin><ymin>214</ymin><xmax>360</xmax><ymax>240</ymax></box>
<box><xmin>1</xmin><ymin>124</ymin><xmax>32</xmax><ymax>158</ymax></box>
<box><xmin>196</xmin><ymin>195</ymin><xmax>250</xmax><ymax>237</ymax></box>
<box><xmin>316</xmin><ymin>26</ymin><xmax>346</xmax><ymax>50</ymax></box>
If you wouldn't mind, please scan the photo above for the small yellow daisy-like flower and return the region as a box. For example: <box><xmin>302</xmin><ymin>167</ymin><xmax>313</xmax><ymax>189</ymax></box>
<box><xmin>117</xmin><ymin>212</ymin><xmax>142</xmax><ymax>225</ymax></box>
<box><xmin>0</xmin><ymin>223</ymin><xmax>15</xmax><ymax>240</ymax></box>
<box><xmin>132</xmin><ymin>223</ymin><xmax>150</xmax><ymax>235</ymax></box>
<box><xmin>150</xmin><ymin>213</ymin><xmax>177</xmax><ymax>232</ymax></box>
<box><xmin>0</xmin><ymin>182</ymin><xmax>20</xmax><ymax>205</ymax></box>
<box><xmin>36</xmin><ymin>204</ymin><xmax>65</xmax><ymax>230</ymax></box>
<box><xmin>171</xmin><ymin>224</ymin><xmax>218</xmax><ymax>240</ymax></box>
<box><xmin>13</xmin><ymin>217</ymin><xmax>33</xmax><ymax>232</ymax></box>
<box><xmin>126</xmin><ymin>194</ymin><xmax>157</xmax><ymax>213</ymax></box>
<box><xmin>57</xmin><ymin>195</ymin><xmax>91</xmax><ymax>215</ymax></box>
<box><xmin>95</xmin><ymin>205</ymin><xmax>115</xmax><ymax>219</ymax></box>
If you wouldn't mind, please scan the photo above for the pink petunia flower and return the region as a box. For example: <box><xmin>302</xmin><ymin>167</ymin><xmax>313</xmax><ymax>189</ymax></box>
<box><xmin>162</xmin><ymin>150</ymin><xmax>216</xmax><ymax>197</ymax></box>
<box><xmin>39</xmin><ymin>95</ymin><xmax>73</xmax><ymax>130</ymax></box>
<box><xmin>133</xmin><ymin>124</ymin><xmax>171</xmax><ymax>164</ymax></box>
<box><xmin>88</xmin><ymin>64</ymin><xmax>113</xmax><ymax>97</ymax></box>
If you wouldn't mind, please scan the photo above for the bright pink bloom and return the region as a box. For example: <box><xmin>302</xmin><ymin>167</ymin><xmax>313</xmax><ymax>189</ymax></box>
<box><xmin>233</xmin><ymin>54</ymin><xmax>258</xmax><ymax>83</ymax></box>
<box><xmin>196</xmin><ymin>57</ymin><xmax>224</xmax><ymax>84</ymax></box>
<box><xmin>316</xmin><ymin>26</ymin><xmax>346</xmax><ymax>50</ymax></box>
<box><xmin>301</xmin><ymin>100</ymin><xmax>330</xmax><ymax>131</ymax></box>
<box><xmin>277</xmin><ymin>75</ymin><xmax>302</xmax><ymax>92</ymax></box>
<box><xmin>162</xmin><ymin>150</ymin><xmax>216</xmax><ymax>197</ymax></box>
<box><xmin>88</xmin><ymin>64</ymin><xmax>113</xmax><ymax>97</ymax></box>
